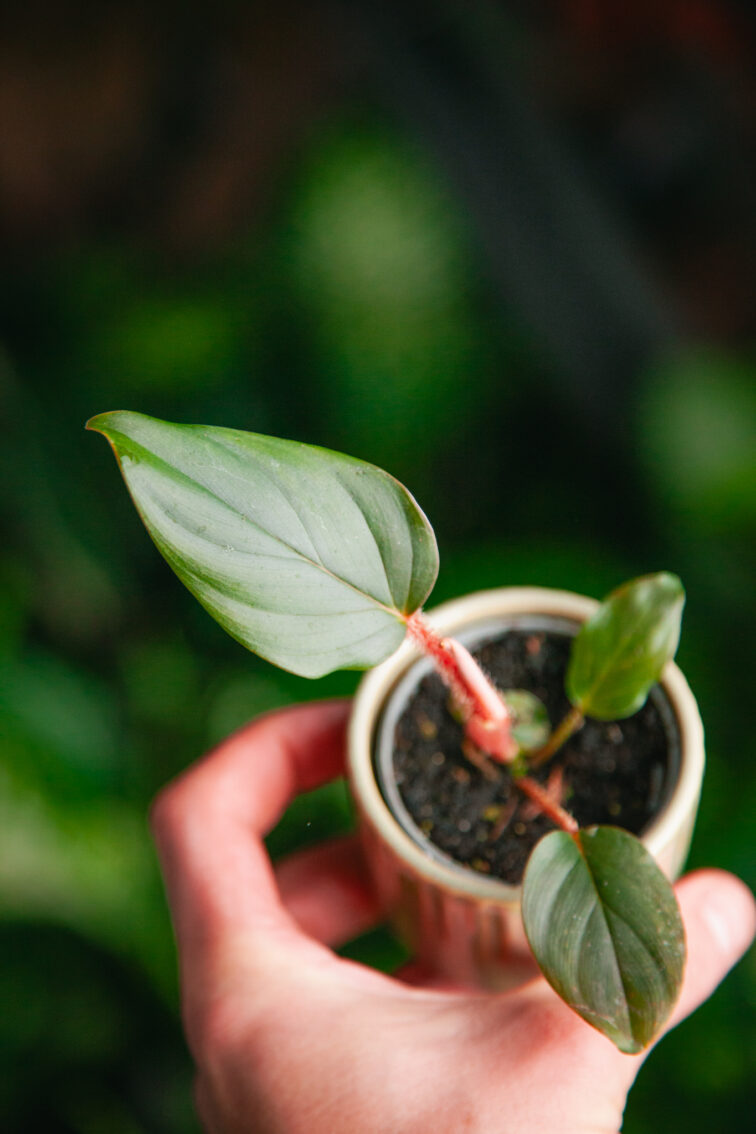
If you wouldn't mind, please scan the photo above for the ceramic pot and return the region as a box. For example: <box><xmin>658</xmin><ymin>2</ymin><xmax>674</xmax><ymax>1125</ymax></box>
<box><xmin>347</xmin><ymin>587</ymin><xmax>705</xmax><ymax>990</ymax></box>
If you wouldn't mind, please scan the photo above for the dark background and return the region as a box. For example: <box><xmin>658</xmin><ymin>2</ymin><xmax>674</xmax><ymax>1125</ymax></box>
<box><xmin>0</xmin><ymin>2</ymin><xmax>754</xmax><ymax>1130</ymax></box>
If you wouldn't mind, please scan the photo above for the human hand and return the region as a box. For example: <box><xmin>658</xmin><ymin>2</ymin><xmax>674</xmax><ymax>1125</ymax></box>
<box><xmin>151</xmin><ymin>701</ymin><xmax>755</xmax><ymax>1134</ymax></box>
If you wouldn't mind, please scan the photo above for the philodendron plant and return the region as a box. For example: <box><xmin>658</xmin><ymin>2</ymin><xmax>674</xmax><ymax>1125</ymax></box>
<box><xmin>89</xmin><ymin>410</ymin><xmax>687</xmax><ymax>1054</ymax></box>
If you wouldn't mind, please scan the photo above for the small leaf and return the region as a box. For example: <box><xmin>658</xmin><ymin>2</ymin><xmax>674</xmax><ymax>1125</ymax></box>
<box><xmin>501</xmin><ymin>690</ymin><xmax>550</xmax><ymax>750</ymax></box>
<box><xmin>87</xmin><ymin>411</ymin><xmax>438</xmax><ymax>677</ymax></box>
<box><xmin>566</xmin><ymin>573</ymin><xmax>685</xmax><ymax>720</ymax></box>
<box><xmin>522</xmin><ymin>826</ymin><xmax>685</xmax><ymax>1053</ymax></box>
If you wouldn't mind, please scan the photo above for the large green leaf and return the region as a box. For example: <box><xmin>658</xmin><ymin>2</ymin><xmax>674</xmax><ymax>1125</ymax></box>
<box><xmin>566</xmin><ymin>573</ymin><xmax>685</xmax><ymax>719</ymax></box>
<box><xmin>87</xmin><ymin>412</ymin><xmax>438</xmax><ymax>677</ymax></box>
<box><xmin>522</xmin><ymin>826</ymin><xmax>685</xmax><ymax>1053</ymax></box>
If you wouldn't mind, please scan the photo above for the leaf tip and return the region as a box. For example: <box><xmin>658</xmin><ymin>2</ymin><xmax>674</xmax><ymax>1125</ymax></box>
<box><xmin>86</xmin><ymin>411</ymin><xmax>140</xmax><ymax>469</ymax></box>
<box><xmin>652</xmin><ymin>570</ymin><xmax>685</xmax><ymax>602</ymax></box>
<box><xmin>86</xmin><ymin>411</ymin><xmax>119</xmax><ymax>437</ymax></box>
<box><xmin>86</xmin><ymin>410</ymin><xmax>152</xmax><ymax>462</ymax></box>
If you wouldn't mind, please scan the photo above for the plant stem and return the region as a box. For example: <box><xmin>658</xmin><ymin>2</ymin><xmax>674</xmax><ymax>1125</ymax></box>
<box><xmin>405</xmin><ymin>611</ymin><xmax>516</xmax><ymax>762</ymax></box>
<box><xmin>405</xmin><ymin>611</ymin><xmax>474</xmax><ymax>716</ymax></box>
<box><xmin>461</xmin><ymin>739</ymin><xmax>501</xmax><ymax>782</ymax></box>
<box><xmin>405</xmin><ymin>612</ymin><xmax>579</xmax><ymax>834</ymax></box>
<box><xmin>528</xmin><ymin>705</ymin><xmax>584</xmax><ymax>768</ymax></box>
<box><xmin>516</xmin><ymin>775</ymin><xmax>579</xmax><ymax>834</ymax></box>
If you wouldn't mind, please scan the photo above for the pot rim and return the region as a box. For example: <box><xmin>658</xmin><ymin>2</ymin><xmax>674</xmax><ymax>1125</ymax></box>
<box><xmin>348</xmin><ymin>586</ymin><xmax>705</xmax><ymax>904</ymax></box>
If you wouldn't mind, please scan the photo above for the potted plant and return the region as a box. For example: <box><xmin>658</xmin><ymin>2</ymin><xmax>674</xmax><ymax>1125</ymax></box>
<box><xmin>88</xmin><ymin>410</ymin><xmax>704</xmax><ymax>1055</ymax></box>
<box><xmin>349</xmin><ymin>585</ymin><xmax>704</xmax><ymax>1019</ymax></box>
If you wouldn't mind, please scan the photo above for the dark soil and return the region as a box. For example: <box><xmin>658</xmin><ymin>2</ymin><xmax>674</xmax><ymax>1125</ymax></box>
<box><xmin>390</xmin><ymin>630</ymin><xmax>676</xmax><ymax>885</ymax></box>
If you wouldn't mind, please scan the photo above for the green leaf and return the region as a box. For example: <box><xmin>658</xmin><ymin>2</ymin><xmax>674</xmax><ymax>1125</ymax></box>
<box><xmin>502</xmin><ymin>690</ymin><xmax>550</xmax><ymax>750</ymax></box>
<box><xmin>87</xmin><ymin>411</ymin><xmax>438</xmax><ymax>678</ymax></box>
<box><xmin>566</xmin><ymin>573</ymin><xmax>685</xmax><ymax>720</ymax></box>
<box><xmin>522</xmin><ymin>826</ymin><xmax>685</xmax><ymax>1053</ymax></box>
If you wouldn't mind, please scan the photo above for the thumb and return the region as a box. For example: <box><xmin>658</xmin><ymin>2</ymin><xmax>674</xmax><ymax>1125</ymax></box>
<box><xmin>666</xmin><ymin>869</ymin><xmax>755</xmax><ymax>1033</ymax></box>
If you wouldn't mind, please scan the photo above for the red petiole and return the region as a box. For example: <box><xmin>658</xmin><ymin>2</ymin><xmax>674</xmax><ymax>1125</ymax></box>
<box><xmin>405</xmin><ymin>610</ymin><xmax>578</xmax><ymax>834</ymax></box>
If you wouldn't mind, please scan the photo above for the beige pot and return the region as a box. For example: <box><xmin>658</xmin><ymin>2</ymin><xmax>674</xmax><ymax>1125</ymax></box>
<box><xmin>347</xmin><ymin>587</ymin><xmax>705</xmax><ymax>990</ymax></box>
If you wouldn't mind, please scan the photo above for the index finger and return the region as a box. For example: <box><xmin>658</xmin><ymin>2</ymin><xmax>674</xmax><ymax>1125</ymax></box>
<box><xmin>150</xmin><ymin>700</ymin><xmax>351</xmax><ymax>988</ymax></box>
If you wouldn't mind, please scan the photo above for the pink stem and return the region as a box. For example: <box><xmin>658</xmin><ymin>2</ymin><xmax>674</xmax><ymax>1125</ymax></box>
<box><xmin>405</xmin><ymin>612</ymin><xmax>516</xmax><ymax>762</ymax></box>
<box><xmin>517</xmin><ymin>776</ymin><xmax>579</xmax><ymax>834</ymax></box>
<box><xmin>405</xmin><ymin>612</ymin><xmax>473</xmax><ymax>713</ymax></box>
<box><xmin>405</xmin><ymin>612</ymin><xmax>579</xmax><ymax>832</ymax></box>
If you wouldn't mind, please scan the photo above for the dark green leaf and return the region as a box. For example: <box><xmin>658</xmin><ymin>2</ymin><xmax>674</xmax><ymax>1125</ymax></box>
<box><xmin>522</xmin><ymin>826</ymin><xmax>685</xmax><ymax>1053</ymax></box>
<box><xmin>566</xmin><ymin>573</ymin><xmax>685</xmax><ymax>719</ymax></box>
<box><xmin>87</xmin><ymin>411</ymin><xmax>438</xmax><ymax>677</ymax></box>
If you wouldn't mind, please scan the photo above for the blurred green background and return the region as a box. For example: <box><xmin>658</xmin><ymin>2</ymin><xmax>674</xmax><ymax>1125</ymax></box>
<box><xmin>1</xmin><ymin>1</ymin><xmax>754</xmax><ymax>1130</ymax></box>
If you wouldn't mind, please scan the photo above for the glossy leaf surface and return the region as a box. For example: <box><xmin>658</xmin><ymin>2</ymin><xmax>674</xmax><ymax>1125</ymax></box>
<box><xmin>522</xmin><ymin>826</ymin><xmax>685</xmax><ymax>1053</ymax></box>
<box><xmin>567</xmin><ymin>573</ymin><xmax>684</xmax><ymax>719</ymax></box>
<box><xmin>88</xmin><ymin>411</ymin><xmax>438</xmax><ymax>677</ymax></box>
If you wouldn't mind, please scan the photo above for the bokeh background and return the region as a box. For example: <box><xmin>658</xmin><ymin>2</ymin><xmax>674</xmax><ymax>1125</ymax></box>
<box><xmin>1</xmin><ymin>1</ymin><xmax>754</xmax><ymax>1130</ymax></box>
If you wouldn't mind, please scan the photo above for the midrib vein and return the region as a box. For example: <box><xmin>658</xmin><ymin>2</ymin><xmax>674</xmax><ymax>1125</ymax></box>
<box><xmin>122</xmin><ymin>436</ymin><xmax>403</xmax><ymax>622</ymax></box>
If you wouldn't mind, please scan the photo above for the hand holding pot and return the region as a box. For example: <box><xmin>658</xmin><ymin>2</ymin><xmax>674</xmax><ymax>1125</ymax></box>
<box><xmin>151</xmin><ymin>702</ymin><xmax>755</xmax><ymax>1134</ymax></box>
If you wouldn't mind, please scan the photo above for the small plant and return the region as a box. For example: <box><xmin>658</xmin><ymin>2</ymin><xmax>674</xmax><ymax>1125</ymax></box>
<box><xmin>89</xmin><ymin>410</ymin><xmax>687</xmax><ymax>1054</ymax></box>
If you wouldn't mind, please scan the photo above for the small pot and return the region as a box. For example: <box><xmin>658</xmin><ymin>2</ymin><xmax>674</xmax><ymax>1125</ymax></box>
<box><xmin>347</xmin><ymin>587</ymin><xmax>705</xmax><ymax>990</ymax></box>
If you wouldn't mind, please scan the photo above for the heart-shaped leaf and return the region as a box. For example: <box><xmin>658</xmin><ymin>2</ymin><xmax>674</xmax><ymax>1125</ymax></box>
<box><xmin>522</xmin><ymin>825</ymin><xmax>685</xmax><ymax>1053</ymax></box>
<box><xmin>566</xmin><ymin>573</ymin><xmax>685</xmax><ymax>720</ymax></box>
<box><xmin>87</xmin><ymin>411</ymin><xmax>438</xmax><ymax>677</ymax></box>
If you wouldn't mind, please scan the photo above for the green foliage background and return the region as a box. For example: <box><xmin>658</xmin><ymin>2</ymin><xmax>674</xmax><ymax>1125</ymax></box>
<box><xmin>1</xmin><ymin>4</ymin><xmax>755</xmax><ymax>1129</ymax></box>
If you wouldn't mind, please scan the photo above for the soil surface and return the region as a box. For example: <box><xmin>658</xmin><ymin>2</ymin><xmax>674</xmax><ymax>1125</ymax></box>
<box><xmin>390</xmin><ymin>630</ymin><xmax>675</xmax><ymax>885</ymax></box>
